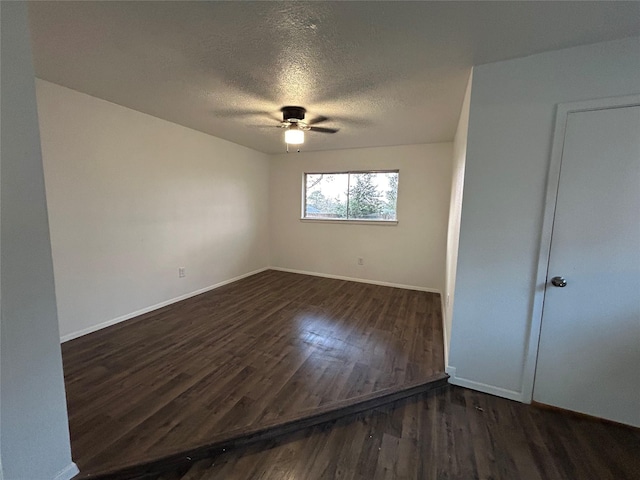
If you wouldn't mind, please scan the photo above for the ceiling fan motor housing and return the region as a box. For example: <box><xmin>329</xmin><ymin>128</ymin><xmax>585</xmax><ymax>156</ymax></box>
<box><xmin>282</xmin><ymin>106</ymin><xmax>306</xmax><ymax>122</ymax></box>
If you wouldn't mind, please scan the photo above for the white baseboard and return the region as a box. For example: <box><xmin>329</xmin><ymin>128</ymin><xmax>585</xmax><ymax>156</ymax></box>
<box><xmin>60</xmin><ymin>267</ymin><xmax>270</xmax><ymax>343</ymax></box>
<box><xmin>269</xmin><ymin>266</ymin><xmax>442</xmax><ymax>294</ymax></box>
<box><xmin>61</xmin><ymin>266</ymin><xmax>440</xmax><ymax>343</ymax></box>
<box><xmin>53</xmin><ymin>462</ymin><xmax>79</xmax><ymax>480</ymax></box>
<box><xmin>445</xmin><ymin>366</ymin><xmax>524</xmax><ymax>402</ymax></box>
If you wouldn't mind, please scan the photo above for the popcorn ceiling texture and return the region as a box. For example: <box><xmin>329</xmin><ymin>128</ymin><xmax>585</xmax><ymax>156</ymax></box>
<box><xmin>28</xmin><ymin>1</ymin><xmax>639</xmax><ymax>153</ymax></box>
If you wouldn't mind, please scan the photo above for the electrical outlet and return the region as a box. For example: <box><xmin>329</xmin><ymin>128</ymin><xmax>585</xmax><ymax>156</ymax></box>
<box><xmin>178</xmin><ymin>267</ymin><xmax>186</xmax><ymax>278</ymax></box>
<box><xmin>357</xmin><ymin>257</ymin><xmax>364</xmax><ymax>266</ymax></box>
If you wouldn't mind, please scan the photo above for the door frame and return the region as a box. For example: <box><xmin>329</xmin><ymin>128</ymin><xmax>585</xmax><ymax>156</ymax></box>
<box><xmin>521</xmin><ymin>94</ymin><xmax>640</xmax><ymax>403</ymax></box>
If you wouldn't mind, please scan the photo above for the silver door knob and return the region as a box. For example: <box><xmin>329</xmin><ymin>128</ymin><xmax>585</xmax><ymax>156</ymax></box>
<box><xmin>551</xmin><ymin>276</ymin><xmax>567</xmax><ymax>287</ymax></box>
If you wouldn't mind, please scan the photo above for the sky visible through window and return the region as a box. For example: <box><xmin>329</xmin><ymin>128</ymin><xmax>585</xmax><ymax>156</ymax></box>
<box><xmin>304</xmin><ymin>171</ymin><xmax>398</xmax><ymax>221</ymax></box>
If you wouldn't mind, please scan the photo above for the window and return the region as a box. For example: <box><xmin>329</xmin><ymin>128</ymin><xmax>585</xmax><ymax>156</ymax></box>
<box><xmin>303</xmin><ymin>171</ymin><xmax>399</xmax><ymax>222</ymax></box>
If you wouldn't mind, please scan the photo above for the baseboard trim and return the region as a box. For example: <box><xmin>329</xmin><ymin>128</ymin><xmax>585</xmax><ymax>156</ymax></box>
<box><xmin>53</xmin><ymin>462</ymin><xmax>79</xmax><ymax>480</ymax></box>
<box><xmin>531</xmin><ymin>401</ymin><xmax>640</xmax><ymax>430</ymax></box>
<box><xmin>445</xmin><ymin>366</ymin><xmax>523</xmax><ymax>402</ymax></box>
<box><xmin>269</xmin><ymin>266</ymin><xmax>442</xmax><ymax>294</ymax></box>
<box><xmin>60</xmin><ymin>267</ymin><xmax>270</xmax><ymax>343</ymax></box>
<box><xmin>61</xmin><ymin>266</ymin><xmax>439</xmax><ymax>343</ymax></box>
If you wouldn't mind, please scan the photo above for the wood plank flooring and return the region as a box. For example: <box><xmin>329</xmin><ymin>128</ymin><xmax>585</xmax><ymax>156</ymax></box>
<box><xmin>151</xmin><ymin>385</ymin><xmax>640</xmax><ymax>480</ymax></box>
<box><xmin>62</xmin><ymin>270</ymin><xmax>445</xmax><ymax>477</ymax></box>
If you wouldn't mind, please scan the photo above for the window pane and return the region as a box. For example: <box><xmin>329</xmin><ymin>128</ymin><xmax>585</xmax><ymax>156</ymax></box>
<box><xmin>380</xmin><ymin>171</ymin><xmax>398</xmax><ymax>220</ymax></box>
<box><xmin>304</xmin><ymin>171</ymin><xmax>398</xmax><ymax>221</ymax></box>
<box><xmin>348</xmin><ymin>172</ymin><xmax>398</xmax><ymax>220</ymax></box>
<box><xmin>305</xmin><ymin>174</ymin><xmax>349</xmax><ymax>219</ymax></box>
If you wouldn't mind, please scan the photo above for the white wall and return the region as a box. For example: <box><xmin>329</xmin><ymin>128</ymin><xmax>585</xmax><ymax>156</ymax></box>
<box><xmin>0</xmin><ymin>3</ymin><xmax>76</xmax><ymax>479</ymax></box>
<box><xmin>448</xmin><ymin>36</ymin><xmax>640</xmax><ymax>401</ymax></box>
<box><xmin>36</xmin><ymin>80</ymin><xmax>270</xmax><ymax>340</ymax></box>
<box><xmin>443</xmin><ymin>71</ymin><xmax>472</xmax><ymax>366</ymax></box>
<box><xmin>269</xmin><ymin>143</ymin><xmax>452</xmax><ymax>292</ymax></box>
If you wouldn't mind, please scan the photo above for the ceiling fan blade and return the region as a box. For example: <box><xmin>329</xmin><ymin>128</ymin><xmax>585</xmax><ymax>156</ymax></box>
<box><xmin>214</xmin><ymin>110</ymin><xmax>281</xmax><ymax>122</ymax></box>
<box><xmin>309</xmin><ymin>126</ymin><xmax>339</xmax><ymax>134</ymax></box>
<box><xmin>307</xmin><ymin>115</ymin><xmax>329</xmax><ymax>125</ymax></box>
<box><xmin>246</xmin><ymin>124</ymin><xmax>284</xmax><ymax>129</ymax></box>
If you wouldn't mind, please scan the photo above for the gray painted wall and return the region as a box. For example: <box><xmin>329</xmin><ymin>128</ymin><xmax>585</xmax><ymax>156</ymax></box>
<box><xmin>0</xmin><ymin>2</ymin><xmax>77</xmax><ymax>479</ymax></box>
<box><xmin>448</xmin><ymin>36</ymin><xmax>640</xmax><ymax>401</ymax></box>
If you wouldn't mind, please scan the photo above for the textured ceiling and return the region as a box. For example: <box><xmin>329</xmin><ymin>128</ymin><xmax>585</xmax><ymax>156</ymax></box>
<box><xmin>28</xmin><ymin>1</ymin><xmax>640</xmax><ymax>154</ymax></box>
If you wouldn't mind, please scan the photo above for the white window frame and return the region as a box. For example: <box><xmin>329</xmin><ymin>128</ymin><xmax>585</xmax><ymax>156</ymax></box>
<box><xmin>301</xmin><ymin>170</ymin><xmax>399</xmax><ymax>225</ymax></box>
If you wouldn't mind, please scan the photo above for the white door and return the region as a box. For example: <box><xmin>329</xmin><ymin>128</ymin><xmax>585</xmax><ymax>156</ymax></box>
<box><xmin>533</xmin><ymin>104</ymin><xmax>640</xmax><ymax>427</ymax></box>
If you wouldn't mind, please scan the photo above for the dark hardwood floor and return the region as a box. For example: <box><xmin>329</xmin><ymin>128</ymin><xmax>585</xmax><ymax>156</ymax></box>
<box><xmin>62</xmin><ymin>270</ymin><xmax>445</xmax><ymax>477</ymax></box>
<box><xmin>150</xmin><ymin>385</ymin><xmax>640</xmax><ymax>480</ymax></box>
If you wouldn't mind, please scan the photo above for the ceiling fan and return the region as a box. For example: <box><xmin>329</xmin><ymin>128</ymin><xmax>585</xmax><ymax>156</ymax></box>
<box><xmin>264</xmin><ymin>106</ymin><xmax>338</xmax><ymax>147</ymax></box>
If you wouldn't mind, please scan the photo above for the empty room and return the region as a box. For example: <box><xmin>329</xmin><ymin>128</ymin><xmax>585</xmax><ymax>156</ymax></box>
<box><xmin>1</xmin><ymin>1</ymin><xmax>639</xmax><ymax>479</ymax></box>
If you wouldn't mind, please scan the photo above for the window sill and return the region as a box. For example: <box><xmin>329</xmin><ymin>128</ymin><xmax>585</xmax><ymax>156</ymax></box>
<box><xmin>300</xmin><ymin>218</ymin><xmax>398</xmax><ymax>226</ymax></box>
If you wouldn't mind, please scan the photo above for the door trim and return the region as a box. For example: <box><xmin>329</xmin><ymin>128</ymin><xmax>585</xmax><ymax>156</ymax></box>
<box><xmin>521</xmin><ymin>94</ymin><xmax>640</xmax><ymax>403</ymax></box>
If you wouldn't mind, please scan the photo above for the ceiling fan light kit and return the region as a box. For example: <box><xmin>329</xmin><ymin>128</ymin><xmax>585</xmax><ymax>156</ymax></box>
<box><xmin>270</xmin><ymin>106</ymin><xmax>338</xmax><ymax>152</ymax></box>
<box><xmin>284</xmin><ymin>124</ymin><xmax>305</xmax><ymax>145</ymax></box>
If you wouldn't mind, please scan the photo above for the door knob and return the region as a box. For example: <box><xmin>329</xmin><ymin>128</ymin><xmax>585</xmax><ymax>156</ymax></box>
<box><xmin>551</xmin><ymin>276</ymin><xmax>567</xmax><ymax>287</ymax></box>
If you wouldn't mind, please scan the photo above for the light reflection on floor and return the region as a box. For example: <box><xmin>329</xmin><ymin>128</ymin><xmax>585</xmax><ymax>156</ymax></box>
<box><xmin>293</xmin><ymin>311</ymin><xmax>403</xmax><ymax>371</ymax></box>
